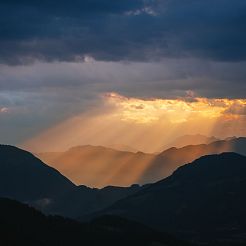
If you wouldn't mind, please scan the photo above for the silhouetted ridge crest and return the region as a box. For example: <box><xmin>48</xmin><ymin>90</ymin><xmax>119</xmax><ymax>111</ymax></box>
<box><xmin>166</xmin><ymin>152</ymin><xmax>246</xmax><ymax>181</ymax></box>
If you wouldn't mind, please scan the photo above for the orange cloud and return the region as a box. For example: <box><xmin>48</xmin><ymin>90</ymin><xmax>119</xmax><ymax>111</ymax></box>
<box><xmin>104</xmin><ymin>92</ymin><xmax>246</xmax><ymax>123</ymax></box>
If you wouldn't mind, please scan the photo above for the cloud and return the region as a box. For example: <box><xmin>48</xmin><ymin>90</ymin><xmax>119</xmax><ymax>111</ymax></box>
<box><xmin>1</xmin><ymin>0</ymin><xmax>246</xmax><ymax>64</ymax></box>
<box><xmin>0</xmin><ymin>56</ymin><xmax>245</xmax><ymax>146</ymax></box>
<box><xmin>224</xmin><ymin>102</ymin><xmax>246</xmax><ymax>115</ymax></box>
<box><xmin>0</xmin><ymin>107</ymin><xmax>8</xmax><ymax>113</ymax></box>
<box><xmin>0</xmin><ymin>1</ymin><xmax>245</xmax><ymax>146</ymax></box>
<box><xmin>0</xmin><ymin>59</ymin><xmax>246</xmax><ymax>97</ymax></box>
<box><xmin>104</xmin><ymin>93</ymin><xmax>246</xmax><ymax>123</ymax></box>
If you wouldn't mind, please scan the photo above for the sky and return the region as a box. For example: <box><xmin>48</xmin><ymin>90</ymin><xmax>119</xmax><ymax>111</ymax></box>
<box><xmin>0</xmin><ymin>0</ymin><xmax>246</xmax><ymax>152</ymax></box>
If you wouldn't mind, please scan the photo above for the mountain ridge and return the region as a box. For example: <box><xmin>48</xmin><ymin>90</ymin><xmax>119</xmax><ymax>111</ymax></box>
<box><xmin>163</xmin><ymin>134</ymin><xmax>220</xmax><ymax>150</ymax></box>
<box><xmin>89</xmin><ymin>152</ymin><xmax>246</xmax><ymax>244</ymax></box>
<box><xmin>0</xmin><ymin>144</ymin><xmax>144</xmax><ymax>218</ymax></box>
<box><xmin>36</xmin><ymin>138</ymin><xmax>246</xmax><ymax>187</ymax></box>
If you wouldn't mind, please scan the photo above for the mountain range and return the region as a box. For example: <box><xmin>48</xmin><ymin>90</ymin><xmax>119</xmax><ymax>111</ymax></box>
<box><xmin>1</xmin><ymin>144</ymin><xmax>246</xmax><ymax>244</ymax></box>
<box><xmin>36</xmin><ymin>137</ymin><xmax>246</xmax><ymax>187</ymax></box>
<box><xmin>163</xmin><ymin>134</ymin><xmax>220</xmax><ymax>149</ymax></box>
<box><xmin>91</xmin><ymin>152</ymin><xmax>246</xmax><ymax>244</ymax></box>
<box><xmin>0</xmin><ymin>145</ymin><xmax>143</xmax><ymax>218</ymax></box>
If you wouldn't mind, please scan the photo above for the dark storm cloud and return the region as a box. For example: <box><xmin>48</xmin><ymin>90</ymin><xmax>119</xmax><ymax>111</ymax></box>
<box><xmin>0</xmin><ymin>0</ymin><xmax>246</xmax><ymax>64</ymax></box>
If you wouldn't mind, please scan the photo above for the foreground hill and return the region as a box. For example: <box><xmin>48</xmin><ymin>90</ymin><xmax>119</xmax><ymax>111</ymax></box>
<box><xmin>90</xmin><ymin>153</ymin><xmax>246</xmax><ymax>244</ymax></box>
<box><xmin>0</xmin><ymin>198</ymin><xmax>189</xmax><ymax>246</ymax></box>
<box><xmin>0</xmin><ymin>145</ymin><xmax>142</xmax><ymax>218</ymax></box>
<box><xmin>0</xmin><ymin>145</ymin><xmax>75</xmax><ymax>201</ymax></box>
<box><xmin>37</xmin><ymin>137</ymin><xmax>246</xmax><ymax>187</ymax></box>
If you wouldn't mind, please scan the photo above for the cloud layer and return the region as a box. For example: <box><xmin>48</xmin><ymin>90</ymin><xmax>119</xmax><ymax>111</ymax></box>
<box><xmin>1</xmin><ymin>0</ymin><xmax>246</xmax><ymax>64</ymax></box>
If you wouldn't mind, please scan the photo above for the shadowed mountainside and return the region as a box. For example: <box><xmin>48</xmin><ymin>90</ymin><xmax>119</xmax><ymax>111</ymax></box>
<box><xmin>0</xmin><ymin>145</ymin><xmax>75</xmax><ymax>201</ymax></box>
<box><xmin>89</xmin><ymin>153</ymin><xmax>246</xmax><ymax>244</ymax></box>
<box><xmin>0</xmin><ymin>145</ymin><xmax>143</xmax><ymax>218</ymax></box>
<box><xmin>37</xmin><ymin>137</ymin><xmax>246</xmax><ymax>187</ymax></box>
<box><xmin>0</xmin><ymin>198</ymin><xmax>191</xmax><ymax>246</ymax></box>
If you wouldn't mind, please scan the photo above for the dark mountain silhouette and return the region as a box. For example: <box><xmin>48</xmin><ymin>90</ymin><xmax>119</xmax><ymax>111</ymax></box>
<box><xmin>163</xmin><ymin>134</ymin><xmax>220</xmax><ymax>149</ymax></box>
<box><xmin>37</xmin><ymin>137</ymin><xmax>246</xmax><ymax>187</ymax></box>
<box><xmin>89</xmin><ymin>153</ymin><xmax>246</xmax><ymax>244</ymax></box>
<box><xmin>225</xmin><ymin>136</ymin><xmax>237</xmax><ymax>141</ymax></box>
<box><xmin>0</xmin><ymin>145</ymin><xmax>143</xmax><ymax>218</ymax></box>
<box><xmin>0</xmin><ymin>197</ymin><xmax>190</xmax><ymax>246</ymax></box>
<box><xmin>0</xmin><ymin>145</ymin><xmax>75</xmax><ymax>201</ymax></box>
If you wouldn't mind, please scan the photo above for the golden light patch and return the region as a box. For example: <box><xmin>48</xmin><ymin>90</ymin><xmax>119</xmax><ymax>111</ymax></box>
<box><xmin>104</xmin><ymin>92</ymin><xmax>246</xmax><ymax>124</ymax></box>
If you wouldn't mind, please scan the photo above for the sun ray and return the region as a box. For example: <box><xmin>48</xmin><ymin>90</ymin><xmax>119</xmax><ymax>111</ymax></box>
<box><xmin>22</xmin><ymin>93</ymin><xmax>246</xmax><ymax>187</ymax></box>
